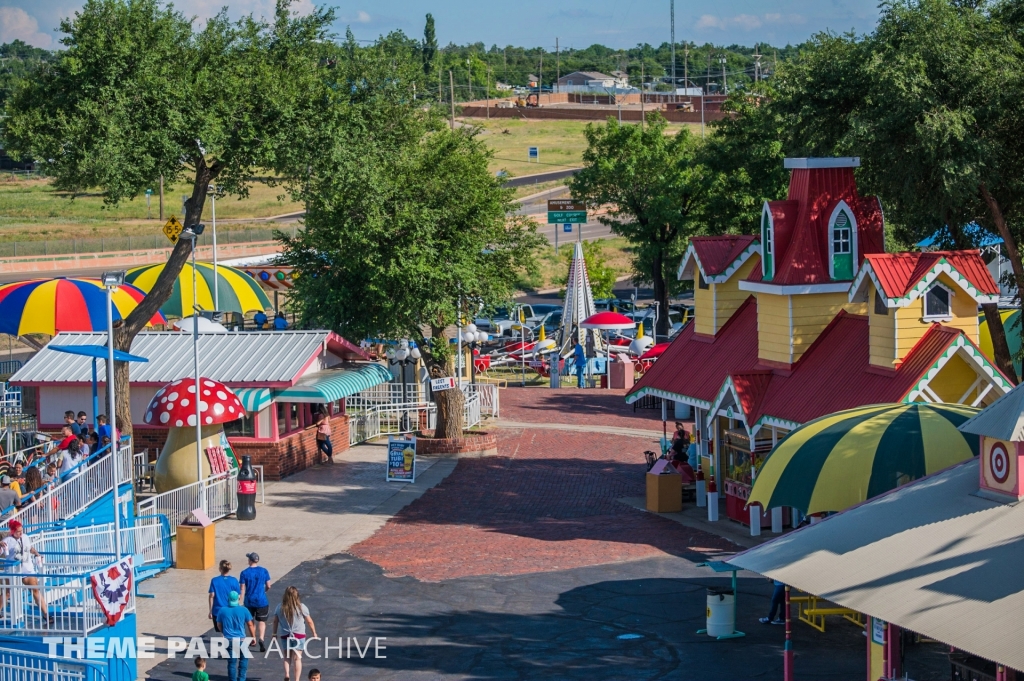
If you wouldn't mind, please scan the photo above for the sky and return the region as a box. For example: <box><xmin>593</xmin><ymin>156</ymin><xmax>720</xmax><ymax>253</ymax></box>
<box><xmin>1</xmin><ymin>0</ymin><xmax>883</xmax><ymax>50</ymax></box>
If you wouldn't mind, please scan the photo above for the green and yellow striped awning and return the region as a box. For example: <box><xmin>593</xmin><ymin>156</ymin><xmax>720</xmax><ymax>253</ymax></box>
<box><xmin>234</xmin><ymin>388</ymin><xmax>273</xmax><ymax>413</ymax></box>
<box><xmin>749</xmin><ymin>403</ymin><xmax>980</xmax><ymax>515</ymax></box>
<box><xmin>274</xmin><ymin>364</ymin><xmax>393</xmax><ymax>404</ymax></box>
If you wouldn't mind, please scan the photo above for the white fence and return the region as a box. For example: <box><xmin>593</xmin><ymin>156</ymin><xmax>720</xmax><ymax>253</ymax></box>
<box><xmin>347</xmin><ymin>383</ymin><xmax>494</xmax><ymax>446</ymax></box>
<box><xmin>138</xmin><ymin>470</ymin><xmax>238</xmax><ymax>536</ymax></box>
<box><xmin>0</xmin><ymin>645</ymin><xmax>110</xmax><ymax>681</ymax></box>
<box><xmin>463</xmin><ymin>383</ymin><xmax>499</xmax><ymax>418</ymax></box>
<box><xmin>0</xmin><ymin>384</ymin><xmax>21</xmax><ymax>415</ymax></box>
<box><xmin>1</xmin><ymin>442</ymin><xmax>133</xmax><ymax>529</ymax></box>
<box><xmin>29</xmin><ymin>516</ymin><xmax>172</xmax><ymax>579</ymax></box>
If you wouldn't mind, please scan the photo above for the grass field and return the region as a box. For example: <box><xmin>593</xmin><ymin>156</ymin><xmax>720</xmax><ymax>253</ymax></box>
<box><xmin>519</xmin><ymin>236</ymin><xmax>634</xmax><ymax>293</ymax></box>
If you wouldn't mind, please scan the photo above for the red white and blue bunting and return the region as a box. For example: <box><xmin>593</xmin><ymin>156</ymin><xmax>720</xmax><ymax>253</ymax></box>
<box><xmin>90</xmin><ymin>557</ymin><xmax>133</xmax><ymax>626</ymax></box>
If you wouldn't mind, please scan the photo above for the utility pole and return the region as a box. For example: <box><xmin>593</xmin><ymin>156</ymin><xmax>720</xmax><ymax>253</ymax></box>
<box><xmin>486</xmin><ymin>65</ymin><xmax>491</xmax><ymax>119</ymax></box>
<box><xmin>720</xmin><ymin>55</ymin><xmax>727</xmax><ymax>95</ymax></box>
<box><xmin>640</xmin><ymin>61</ymin><xmax>645</xmax><ymax>128</ymax></box>
<box><xmin>449</xmin><ymin>70</ymin><xmax>456</xmax><ymax>129</ymax></box>
<box><xmin>503</xmin><ymin>47</ymin><xmax>507</xmax><ymax>83</ymax></box>
<box><xmin>556</xmin><ymin>37</ymin><xmax>560</xmax><ymax>93</ymax></box>
<box><xmin>159</xmin><ymin>174</ymin><xmax>164</xmax><ymax>221</ymax></box>
<box><xmin>539</xmin><ymin>52</ymin><xmax>543</xmax><ymax>99</ymax></box>
<box><xmin>670</xmin><ymin>0</ymin><xmax>675</xmax><ymax>98</ymax></box>
<box><xmin>467</xmin><ymin>58</ymin><xmax>472</xmax><ymax>102</ymax></box>
<box><xmin>439</xmin><ymin>62</ymin><xmax>443</xmax><ymax>104</ymax></box>
<box><xmin>684</xmin><ymin>42</ymin><xmax>689</xmax><ymax>92</ymax></box>
<box><xmin>754</xmin><ymin>44</ymin><xmax>762</xmax><ymax>82</ymax></box>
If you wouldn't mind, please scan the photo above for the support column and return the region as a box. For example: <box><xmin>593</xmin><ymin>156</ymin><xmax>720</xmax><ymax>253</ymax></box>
<box><xmin>749</xmin><ymin>504</ymin><xmax>762</xmax><ymax>536</ymax></box>
<box><xmin>707</xmin><ymin>414</ymin><xmax>719</xmax><ymax>522</ymax></box>
<box><xmin>696</xmin><ymin>408</ymin><xmax>707</xmax><ymax>507</ymax></box>
<box><xmin>771</xmin><ymin>507</ymin><xmax>784</xmax><ymax>533</ymax></box>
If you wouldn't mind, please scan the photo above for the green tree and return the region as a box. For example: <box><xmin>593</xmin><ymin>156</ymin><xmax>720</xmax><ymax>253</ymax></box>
<box><xmin>422</xmin><ymin>14</ymin><xmax>437</xmax><ymax>82</ymax></box>
<box><xmin>557</xmin><ymin>240</ymin><xmax>617</xmax><ymax>299</ymax></box>
<box><xmin>0</xmin><ymin>41</ymin><xmax>54</xmax><ymax>113</ymax></box>
<box><xmin>280</xmin><ymin>111</ymin><xmax>542</xmax><ymax>437</ymax></box>
<box><xmin>3</xmin><ymin>0</ymin><xmax>335</xmax><ymax>430</ymax></box>
<box><xmin>570</xmin><ymin>114</ymin><xmax>708</xmax><ymax>337</ymax></box>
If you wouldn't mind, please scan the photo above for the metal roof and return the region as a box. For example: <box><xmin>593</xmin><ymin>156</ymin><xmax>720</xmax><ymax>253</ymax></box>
<box><xmin>11</xmin><ymin>332</ymin><xmax>341</xmax><ymax>386</ymax></box>
<box><xmin>274</xmin><ymin>364</ymin><xmax>393</xmax><ymax>403</ymax></box>
<box><xmin>728</xmin><ymin>458</ymin><xmax>1024</xmax><ymax>671</ymax></box>
<box><xmin>959</xmin><ymin>380</ymin><xmax>1024</xmax><ymax>441</ymax></box>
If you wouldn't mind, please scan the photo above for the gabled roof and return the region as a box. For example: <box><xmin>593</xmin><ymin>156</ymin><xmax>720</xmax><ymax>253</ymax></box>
<box><xmin>851</xmin><ymin>251</ymin><xmax>1000</xmax><ymax>305</ymax></box>
<box><xmin>11</xmin><ymin>331</ymin><xmax>372</xmax><ymax>387</ymax></box>
<box><xmin>959</xmin><ymin>380</ymin><xmax>1024</xmax><ymax>441</ymax></box>
<box><xmin>626</xmin><ymin>298</ymin><xmax>1010</xmax><ymax>430</ymax></box>
<box><xmin>728</xmin><ymin>459</ymin><xmax>1024</xmax><ymax>672</ymax></box>
<box><xmin>677</xmin><ymin>235</ymin><xmax>760</xmax><ymax>283</ymax></box>
<box><xmin>558</xmin><ymin>71</ymin><xmax>614</xmax><ymax>81</ymax></box>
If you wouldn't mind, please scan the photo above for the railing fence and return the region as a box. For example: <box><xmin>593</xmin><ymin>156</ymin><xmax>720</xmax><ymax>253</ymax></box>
<box><xmin>0</xmin><ymin>645</ymin><xmax>109</xmax><ymax>681</ymax></box>
<box><xmin>137</xmin><ymin>470</ymin><xmax>238</xmax><ymax>536</ymax></box>
<box><xmin>347</xmin><ymin>383</ymin><xmax>493</xmax><ymax>446</ymax></box>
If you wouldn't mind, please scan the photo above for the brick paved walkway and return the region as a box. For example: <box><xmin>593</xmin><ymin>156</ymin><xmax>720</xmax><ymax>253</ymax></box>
<box><xmin>498</xmin><ymin>386</ymin><xmax>669</xmax><ymax>430</ymax></box>
<box><xmin>351</xmin><ymin>428</ymin><xmax>737</xmax><ymax>581</ymax></box>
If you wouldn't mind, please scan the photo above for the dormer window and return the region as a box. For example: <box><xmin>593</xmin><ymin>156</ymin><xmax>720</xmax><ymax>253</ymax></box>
<box><xmin>762</xmin><ymin>210</ymin><xmax>774</xmax><ymax>280</ymax></box>
<box><xmin>924</xmin><ymin>284</ymin><xmax>952</xmax><ymax>320</ymax></box>
<box><xmin>831</xmin><ymin>210</ymin><xmax>853</xmax><ymax>279</ymax></box>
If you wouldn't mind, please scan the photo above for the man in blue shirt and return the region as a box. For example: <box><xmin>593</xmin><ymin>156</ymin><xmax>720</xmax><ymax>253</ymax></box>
<box><xmin>573</xmin><ymin>341</ymin><xmax>586</xmax><ymax>388</ymax></box>
<box><xmin>273</xmin><ymin>312</ymin><xmax>288</xmax><ymax>330</ymax></box>
<box><xmin>208</xmin><ymin>560</ymin><xmax>240</xmax><ymax>634</ymax></box>
<box><xmin>96</xmin><ymin>414</ymin><xmax>111</xmax><ymax>443</ymax></box>
<box><xmin>238</xmin><ymin>552</ymin><xmax>272</xmax><ymax>652</ymax></box>
<box><xmin>216</xmin><ymin>591</ymin><xmax>255</xmax><ymax>681</ymax></box>
<box><xmin>253</xmin><ymin>310</ymin><xmax>267</xmax><ymax>330</ymax></box>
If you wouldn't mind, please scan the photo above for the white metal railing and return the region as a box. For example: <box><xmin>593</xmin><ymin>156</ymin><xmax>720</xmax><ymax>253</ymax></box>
<box><xmin>0</xmin><ymin>384</ymin><xmax>21</xmax><ymax>415</ymax></box>
<box><xmin>0</xmin><ymin>645</ymin><xmax>109</xmax><ymax>681</ymax></box>
<box><xmin>29</xmin><ymin>516</ymin><xmax>172</xmax><ymax>579</ymax></box>
<box><xmin>426</xmin><ymin>393</ymin><xmax>482</xmax><ymax>431</ymax></box>
<box><xmin>0</xmin><ymin>553</ymin><xmax>136</xmax><ymax>636</ymax></box>
<box><xmin>348</xmin><ymin>386</ymin><xmax>487</xmax><ymax>446</ymax></box>
<box><xmin>137</xmin><ymin>470</ymin><xmax>238</xmax><ymax>536</ymax></box>
<box><xmin>0</xmin><ymin>442</ymin><xmax>133</xmax><ymax>529</ymax></box>
<box><xmin>462</xmin><ymin>383</ymin><xmax>499</xmax><ymax>417</ymax></box>
<box><xmin>346</xmin><ymin>382</ymin><xmax>427</xmax><ymax>412</ymax></box>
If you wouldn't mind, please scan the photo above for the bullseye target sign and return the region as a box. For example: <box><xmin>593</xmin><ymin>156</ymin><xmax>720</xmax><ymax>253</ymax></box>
<box><xmin>982</xmin><ymin>437</ymin><xmax>1018</xmax><ymax>494</ymax></box>
<box><xmin>990</xmin><ymin>443</ymin><xmax>1010</xmax><ymax>483</ymax></box>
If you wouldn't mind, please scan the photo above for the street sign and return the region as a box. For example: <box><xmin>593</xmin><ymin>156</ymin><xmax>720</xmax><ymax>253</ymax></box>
<box><xmin>162</xmin><ymin>216</ymin><xmax>183</xmax><ymax>245</ymax></box>
<box><xmin>563</xmin><ymin>223</ymin><xmax>572</xmax><ymax>233</ymax></box>
<box><xmin>528</xmin><ymin>146</ymin><xmax>539</xmax><ymax>161</ymax></box>
<box><xmin>548</xmin><ymin>199</ymin><xmax>587</xmax><ymax>224</ymax></box>
<box><xmin>430</xmin><ymin>376</ymin><xmax>458</xmax><ymax>392</ymax></box>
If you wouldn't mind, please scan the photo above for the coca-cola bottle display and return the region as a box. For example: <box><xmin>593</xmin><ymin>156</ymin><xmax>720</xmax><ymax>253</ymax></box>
<box><xmin>237</xmin><ymin>455</ymin><xmax>257</xmax><ymax>520</ymax></box>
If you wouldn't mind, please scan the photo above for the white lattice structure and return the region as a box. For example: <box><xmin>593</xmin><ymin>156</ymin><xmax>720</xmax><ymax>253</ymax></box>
<box><xmin>557</xmin><ymin>242</ymin><xmax>602</xmax><ymax>355</ymax></box>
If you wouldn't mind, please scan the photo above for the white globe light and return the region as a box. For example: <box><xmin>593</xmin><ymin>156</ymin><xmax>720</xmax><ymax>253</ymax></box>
<box><xmin>409</xmin><ymin>346</ymin><xmax>422</xmax><ymax>360</ymax></box>
<box><xmin>466</xmin><ymin>323</ymin><xmax>478</xmax><ymax>334</ymax></box>
<box><xmin>462</xmin><ymin>331</ymin><xmax>474</xmax><ymax>343</ymax></box>
<box><xmin>385</xmin><ymin>347</ymin><xmax>396</xmax><ymax>360</ymax></box>
<box><xmin>476</xmin><ymin>331</ymin><xmax>488</xmax><ymax>342</ymax></box>
<box><xmin>395</xmin><ymin>347</ymin><xmax>409</xmax><ymax>361</ymax></box>
<box><xmin>399</xmin><ymin>339</ymin><xmax>409</xmax><ymax>349</ymax></box>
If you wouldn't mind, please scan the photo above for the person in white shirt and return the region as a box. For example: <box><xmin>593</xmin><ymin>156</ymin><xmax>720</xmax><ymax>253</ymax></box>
<box><xmin>0</xmin><ymin>520</ymin><xmax>51</xmax><ymax>624</ymax></box>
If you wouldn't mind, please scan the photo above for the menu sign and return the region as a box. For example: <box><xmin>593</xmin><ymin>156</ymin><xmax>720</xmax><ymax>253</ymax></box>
<box><xmin>386</xmin><ymin>437</ymin><xmax>417</xmax><ymax>483</ymax></box>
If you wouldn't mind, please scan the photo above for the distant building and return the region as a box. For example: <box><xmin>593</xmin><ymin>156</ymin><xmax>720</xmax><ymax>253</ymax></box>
<box><xmin>556</xmin><ymin>70</ymin><xmax>616</xmax><ymax>91</ymax></box>
<box><xmin>527</xmin><ymin>74</ymin><xmax>539</xmax><ymax>87</ymax></box>
<box><xmin>610</xmin><ymin>70</ymin><xmax>630</xmax><ymax>88</ymax></box>
<box><xmin>495</xmin><ymin>81</ymin><xmax>513</xmax><ymax>91</ymax></box>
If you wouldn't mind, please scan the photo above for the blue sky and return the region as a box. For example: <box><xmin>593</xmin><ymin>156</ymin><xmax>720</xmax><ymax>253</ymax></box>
<box><xmin>1</xmin><ymin>0</ymin><xmax>883</xmax><ymax>50</ymax></box>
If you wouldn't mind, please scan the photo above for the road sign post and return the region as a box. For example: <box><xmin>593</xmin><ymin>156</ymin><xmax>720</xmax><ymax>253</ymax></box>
<box><xmin>145</xmin><ymin>189</ymin><xmax>153</xmax><ymax>220</ymax></box>
<box><xmin>162</xmin><ymin>216</ymin><xmax>183</xmax><ymax>245</ymax></box>
<box><xmin>547</xmin><ymin>199</ymin><xmax>587</xmax><ymax>225</ymax></box>
<box><xmin>528</xmin><ymin>146</ymin><xmax>539</xmax><ymax>162</ymax></box>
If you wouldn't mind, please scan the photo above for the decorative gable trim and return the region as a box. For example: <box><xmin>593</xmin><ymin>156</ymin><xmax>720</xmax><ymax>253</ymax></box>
<box><xmin>625</xmin><ymin>386</ymin><xmax>711</xmax><ymax>409</ymax></box>
<box><xmin>850</xmin><ymin>258</ymin><xmax>999</xmax><ymax>308</ymax></box>
<box><xmin>677</xmin><ymin>240</ymin><xmax>761</xmax><ymax>284</ymax></box>
<box><xmin>708</xmin><ymin>376</ymin><xmax>743</xmax><ymax>423</ymax></box>
<box><xmin>903</xmin><ymin>334</ymin><xmax>1012</xmax><ymax>403</ymax></box>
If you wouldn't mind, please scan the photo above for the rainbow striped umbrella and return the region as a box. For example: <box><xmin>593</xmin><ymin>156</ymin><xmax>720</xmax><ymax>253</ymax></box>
<box><xmin>748</xmin><ymin>403</ymin><xmax>980</xmax><ymax>515</ymax></box>
<box><xmin>0</xmin><ymin>278</ymin><xmax>166</xmax><ymax>336</ymax></box>
<box><xmin>125</xmin><ymin>262</ymin><xmax>271</xmax><ymax>318</ymax></box>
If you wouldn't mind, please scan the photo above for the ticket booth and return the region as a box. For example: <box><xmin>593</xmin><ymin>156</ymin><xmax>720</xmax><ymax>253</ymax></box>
<box><xmin>721</xmin><ymin>425</ymin><xmax>773</xmax><ymax>527</ymax></box>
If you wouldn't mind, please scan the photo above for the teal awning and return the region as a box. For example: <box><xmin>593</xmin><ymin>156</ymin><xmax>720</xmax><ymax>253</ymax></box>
<box><xmin>234</xmin><ymin>388</ymin><xmax>273</xmax><ymax>413</ymax></box>
<box><xmin>274</xmin><ymin>364</ymin><xmax>393</xmax><ymax>403</ymax></box>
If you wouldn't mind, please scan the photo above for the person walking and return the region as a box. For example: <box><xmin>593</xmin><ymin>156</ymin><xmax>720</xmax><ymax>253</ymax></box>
<box><xmin>215</xmin><ymin>590</ymin><xmax>255</xmax><ymax>681</ymax></box>
<box><xmin>0</xmin><ymin>520</ymin><xmax>52</xmax><ymax>625</ymax></box>
<box><xmin>272</xmin><ymin>586</ymin><xmax>317</xmax><ymax>681</ymax></box>
<box><xmin>314</xmin><ymin>413</ymin><xmax>333</xmax><ymax>465</ymax></box>
<box><xmin>209</xmin><ymin>560</ymin><xmax>240</xmax><ymax>633</ymax></box>
<box><xmin>0</xmin><ymin>476</ymin><xmax>21</xmax><ymax>515</ymax></box>
<box><xmin>573</xmin><ymin>340</ymin><xmax>586</xmax><ymax>388</ymax></box>
<box><xmin>239</xmin><ymin>552</ymin><xmax>272</xmax><ymax>652</ymax></box>
<box><xmin>759</xmin><ymin>579</ymin><xmax>786</xmax><ymax>625</ymax></box>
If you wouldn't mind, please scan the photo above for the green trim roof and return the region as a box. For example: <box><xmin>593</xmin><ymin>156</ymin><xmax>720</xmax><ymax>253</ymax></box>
<box><xmin>274</xmin><ymin>364</ymin><xmax>393</xmax><ymax>403</ymax></box>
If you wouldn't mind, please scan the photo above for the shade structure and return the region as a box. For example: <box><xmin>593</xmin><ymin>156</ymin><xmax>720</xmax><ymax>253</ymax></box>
<box><xmin>0</xmin><ymin>278</ymin><xmax>166</xmax><ymax>336</ymax></box>
<box><xmin>748</xmin><ymin>402</ymin><xmax>981</xmax><ymax>515</ymax></box>
<box><xmin>273</xmin><ymin>364</ymin><xmax>394</xmax><ymax>403</ymax></box>
<box><xmin>125</xmin><ymin>262</ymin><xmax>271</xmax><ymax>318</ymax></box>
<box><xmin>581</xmin><ymin>311</ymin><xmax>635</xmax><ymax>330</ymax></box>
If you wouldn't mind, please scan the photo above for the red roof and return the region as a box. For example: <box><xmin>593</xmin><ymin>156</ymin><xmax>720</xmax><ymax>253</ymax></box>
<box><xmin>628</xmin><ymin>297</ymin><xmax>979</xmax><ymax>428</ymax></box>
<box><xmin>865</xmin><ymin>252</ymin><xmax>999</xmax><ymax>298</ymax></box>
<box><xmin>756</xmin><ymin>167</ymin><xmax>885</xmax><ymax>286</ymax></box>
<box><xmin>689</xmin><ymin>235</ymin><xmax>758</xmax><ymax>276</ymax></box>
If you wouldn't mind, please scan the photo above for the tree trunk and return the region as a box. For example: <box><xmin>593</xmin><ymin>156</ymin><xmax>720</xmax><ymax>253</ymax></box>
<box><xmin>112</xmin><ymin>156</ymin><xmax>220</xmax><ymax>435</ymax></box>
<box><xmin>429</xmin><ymin>363</ymin><xmax>464</xmax><ymax>439</ymax></box>
<box><xmin>980</xmin><ymin>184</ymin><xmax>1024</xmax><ymax>385</ymax></box>
<box><xmin>651</xmin><ymin>250</ymin><xmax>670</xmax><ymax>339</ymax></box>
<box><xmin>982</xmin><ymin>303</ymin><xmax>1017</xmax><ymax>384</ymax></box>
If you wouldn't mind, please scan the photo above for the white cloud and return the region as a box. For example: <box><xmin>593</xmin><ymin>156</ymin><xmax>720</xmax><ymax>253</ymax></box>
<box><xmin>0</xmin><ymin>6</ymin><xmax>53</xmax><ymax>47</ymax></box>
<box><xmin>696</xmin><ymin>13</ymin><xmax>804</xmax><ymax>32</ymax></box>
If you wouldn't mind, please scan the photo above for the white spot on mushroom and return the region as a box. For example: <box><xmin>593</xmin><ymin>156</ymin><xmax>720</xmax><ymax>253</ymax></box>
<box><xmin>188</xmin><ymin>385</ymin><xmax>196</xmax><ymax>394</ymax></box>
<box><xmin>161</xmin><ymin>397</ymin><xmax>168</xmax><ymax>404</ymax></box>
<box><xmin>199</xmin><ymin>401</ymin><xmax>209</xmax><ymax>412</ymax></box>
<box><xmin>146</xmin><ymin>411</ymin><xmax>153</xmax><ymax>422</ymax></box>
<box><xmin>156</xmin><ymin>388</ymin><xmax>165</xmax><ymax>397</ymax></box>
<box><xmin>213</xmin><ymin>403</ymin><xmax>225</xmax><ymax>416</ymax></box>
<box><xmin>172</xmin><ymin>379</ymin><xmax>182</xmax><ymax>386</ymax></box>
<box><xmin>160</xmin><ymin>412</ymin><xmax>170</xmax><ymax>424</ymax></box>
<box><xmin>229</xmin><ymin>405</ymin><xmax>236</xmax><ymax>414</ymax></box>
<box><xmin>206</xmin><ymin>416</ymin><xmax>213</xmax><ymax>424</ymax></box>
<box><xmin>180</xmin><ymin>398</ymin><xmax>189</xmax><ymax>407</ymax></box>
<box><xmin>168</xmin><ymin>392</ymin><xmax>178</xmax><ymax>402</ymax></box>
<box><xmin>175</xmin><ymin>419</ymin><xmax>183</xmax><ymax>427</ymax></box>
<box><xmin>204</xmin><ymin>380</ymin><xmax>216</xmax><ymax>387</ymax></box>
<box><xmin>203</xmin><ymin>390</ymin><xmax>211</xmax><ymax>396</ymax></box>
<box><xmin>217</xmin><ymin>391</ymin><xmax>227</xmax><ymax>400</ymax></box>
<box><xmin>187</xmin><ymin>414</ymin><xmax>197</xmax><ymax>426</ymax></box>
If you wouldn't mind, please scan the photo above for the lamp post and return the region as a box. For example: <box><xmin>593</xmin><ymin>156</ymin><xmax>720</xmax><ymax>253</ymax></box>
<box><xmin>101</xmin><ymin>270</ymin><xmax>125</xmax><ymax>560</ymax></box>
<box><xmin>388</xmin><ymin>340</ymin><xmax>420</xmax><ymax>432</ymax></box>
<box><xmin>182</xmin><ymin>224</ymin><xmax>207</xmax><ymax>511</ymax></box>
<box><xmin>208</xmin><ymin>185</ymin><xmax>220</xmax><ymax>311</ymax></box>
<box><xmin>461</xmin><ymin>325</ymin><xmax>487</xmax><ymax>384</ymax></box>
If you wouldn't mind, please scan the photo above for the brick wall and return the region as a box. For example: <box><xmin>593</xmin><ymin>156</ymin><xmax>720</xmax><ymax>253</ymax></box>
<box><xmin>459</xmin><ymin>105</ymin><xmax>727</xmax><ymax>124</ymax></box>
<box><xmin>231</xmin><ymin>413</ymin><xmax>350</xmax><ymax>480</ymax></box>
<box><xmin>416</xmin><ymin>431</ymin><xmax>497</xmax><ymax>458</ymax></box>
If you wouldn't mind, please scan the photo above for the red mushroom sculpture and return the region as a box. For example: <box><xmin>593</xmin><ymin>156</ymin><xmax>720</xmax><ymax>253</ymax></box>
<box><xmin>144</xmin><ymin>377</ymin><xmax>245</xmax><ymax>492</ymax></box>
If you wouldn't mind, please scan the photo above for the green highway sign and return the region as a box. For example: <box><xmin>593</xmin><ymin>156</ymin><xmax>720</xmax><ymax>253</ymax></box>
<box><xmin>547</xmin><ymin>199</ymin><xmax>586</xmax><ymax>224</ymax></box>
<box><xmin>548</xmin><ymin>210</ymin><xmax>587</xmax><ymax>224</ymax></box>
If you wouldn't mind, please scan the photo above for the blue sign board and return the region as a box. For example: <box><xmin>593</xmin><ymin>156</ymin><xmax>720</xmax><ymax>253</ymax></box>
<box><xmin>563</xmin><ymin>224</ymin><xmax>572</xmax><ymax>233</ymax></box>
<box><xmin>528</xmin><ymin>146</ymin><xmax>539</xmax><ymax>160</ymax></box>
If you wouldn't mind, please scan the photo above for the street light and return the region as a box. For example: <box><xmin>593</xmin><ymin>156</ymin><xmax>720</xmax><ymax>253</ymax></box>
<box><xmin>101</xmin><ymin>270</ymin><xmax>125</xmax><ymax>560</ymax></box>
<box><xmin>461</xmin><ymin>325</ymin><xmax>488</xmax><ymax>384</ymax></box>
<box><xmin>181</xmin><ymin>224</ymin><xmax>207</xmax><ymax>511</ymax></box>
<box><xmin>389</xmin><ymin>340</ymin><xmax>420</xmax><ymax>432</ymax></box>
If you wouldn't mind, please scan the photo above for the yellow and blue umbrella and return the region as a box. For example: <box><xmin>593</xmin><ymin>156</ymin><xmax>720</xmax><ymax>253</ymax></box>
<box><xmin>748</xmin><ymin>403</ymin><xmax>980</xmax><ymax>515</ymax></box>
<box><xmin>0</xmin><ymin>278</ymin><xmax>166</xmax><ymax>336</ymax></box>
<box><xmin>125</xmin><ymin>262</ymin><xmax>271</xmax><ymax>318</ymax></box>
<box><xmin>979</xmin><ymin>310</ymin><xmax>1022</xmax><ymax>378</ymax></box>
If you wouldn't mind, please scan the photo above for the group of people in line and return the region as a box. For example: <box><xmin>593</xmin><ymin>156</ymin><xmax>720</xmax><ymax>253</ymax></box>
<box><xmin>252</xmin><ymin>310</ymin><xmax>290</xmax><ymax>331</ymax></box>
<box><xmin>206</xmin><ymin>554</ymin><xmax>319</xmax><ymax>681</ymax></box>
